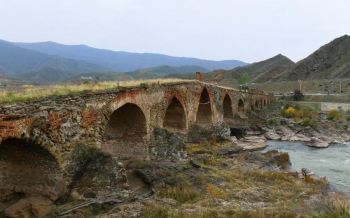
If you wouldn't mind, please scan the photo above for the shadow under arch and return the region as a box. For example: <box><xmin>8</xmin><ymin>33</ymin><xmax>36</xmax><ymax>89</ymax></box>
<box><xmin>0</xmin><ymin>138</ymin><xmax>65</xmax><ymax>203</ymax></box>
<box><xmin>196</xmin><ymin>88</ymin><xmax>212</xmax><ymax>126</ymax></box>
<box><xmin>104</xmin><ymin>103</ymin><xmax>147</xmax><ymax>160</ymax></box>
<box><xmin>223</xmin><ymin>94</ymin><xmax>233</xmax><ymax>123</ymax></box>
<box><xmin>163</xmin><ymin>97</ymin><xmax>186</xmax><ymax>131</ymax></box>
<box><xmin>238</xmin><ymin>99</ymin><xmax>245</xmax><ymax>113</ymax></box>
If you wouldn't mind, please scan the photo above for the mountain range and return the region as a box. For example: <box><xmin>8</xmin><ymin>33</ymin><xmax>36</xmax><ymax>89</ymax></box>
<box><xmin>0</xmin><ymin>39</ymin><xmax>247</xmax><ymax>83</ymax></box>
<box><xmin>196</xmin><ymin>35</ymin><xmax>350</xmax><ymax>86</ymax></box>
<box><xmin>12</xmin><ymin>41</ymin><xmax>246</xmax><ymax>72</ymax></box>
<box><xmin>1</xmin><ymin>35</ymin><xmax>350</xmax><ymax>84</ymax></box>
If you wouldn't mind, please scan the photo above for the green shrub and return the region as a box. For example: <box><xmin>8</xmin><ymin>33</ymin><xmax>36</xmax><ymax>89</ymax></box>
<box><xmin>157</xmin><ymin>187</ymin><xmax>200</xmax><ymax>203</ymax></box>
<box><xmin>302</xmin><ymin>117</ymin><xmax>310</xmax><ymax>127</ymax></box>
<box><xmin>268</xmin><ymin>119</ymin><xmax>277</xmax><ymax>125</ymax></box>
<box><xmin>327</xmin><ymin>110</ymin><xmax>341</xmax><ymax>120</ymax></box>
<box><xmin>140</xmin><ymin>205</ymin><xmax>170</xmax><ymax>218</ymax></box>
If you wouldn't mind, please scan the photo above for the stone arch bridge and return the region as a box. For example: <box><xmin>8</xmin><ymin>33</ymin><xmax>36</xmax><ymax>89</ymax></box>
<box><xmin>0</xmin><ymin>81</ymin><xmax>273</xmax><ymax>202</ymax></box>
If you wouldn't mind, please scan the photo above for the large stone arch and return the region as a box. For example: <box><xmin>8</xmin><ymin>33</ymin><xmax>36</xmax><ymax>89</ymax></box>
<box><xmin>223</xmin><ymin>94</ymin><xmax>233</xmax><ymax>123</ymax></box>
<box><xmin>238</xmin><ymin>98</ymin><xmax>245</xmax><ymax>113</ymax></box>
<box><xmin>163</xmin><ymin>96</ymin><xmax>186</xmax><ymax>131</ymax></box>
<box><xmin>0</xmin><ymin>138</ymin><xmax>65</xmax><ymax>204</ymax></box>
<box><xmin>196</xmin><ymin>87</ymin><xmax>213</xmax><ymax>126</ymax></box>
<box><xmin>104</xmin><ymin>103</ymin><xmax>148</xmax><ymax>160</ymax></box>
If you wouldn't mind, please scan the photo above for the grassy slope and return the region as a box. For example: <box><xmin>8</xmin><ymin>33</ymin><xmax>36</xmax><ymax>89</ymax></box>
<box><xmin>125</xmin><ymin>65</ymin><xmax>210</xmax><ymax>80</ymax></box>
<box><xmin>70</xmin><ymin>65</ymin><xmax>210</xmax><ymax>81</ymax></box>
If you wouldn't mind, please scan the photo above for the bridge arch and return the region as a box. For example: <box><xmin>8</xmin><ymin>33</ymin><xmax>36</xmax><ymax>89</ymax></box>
<box><xmin>196</xmin><ymin>87</ymin><xmax>213</xmax><ymax>126</ymax></box>
<box><xmin>104</xmin><ymin>103</ymin><xmax>148</xmax><ymax>160</ymax></box>
<box><xmin>163</xmin><ymin>96</ymin><xmax>186</xmax><ymax>131</ymax></box>
<box><xmin>223</xmin><ymin>93</ymin><xmax>233</xmax><ymax>123</ymax></box>
<box><xmin>0</xmin><ymin>138</ymin><xmax>65</xmax><ymax>202</ymax></box>
<box><xmin>255</xmin><ymin>100</ymin><xmax>259</xmax><ymax>109</ymax></box>
<box><xmin>238</xmin><ymin>98</ymin><xmax>245</xmax><ymax>113</ymax></box>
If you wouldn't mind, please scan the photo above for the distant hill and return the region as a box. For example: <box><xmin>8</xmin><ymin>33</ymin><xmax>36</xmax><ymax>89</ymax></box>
<box><xmin>125</xmin><ymin>65</ymin><xmax>209</xmax><ymax>80</ymax></box>
<box><xmin>0</xmin><ymin>40</ymin><xmax>110</xmax><ymax>82</ymax></box>
<box><xmin>274</xmin><ymin>35</ymin><xmax>350</xmax><ymax>81</ymax></box>
<box><xmin>0</xmin><ymin>74</ymin><xmax>10</xmax><ymax>82</ymax></box>
<box><xmin>16</xmin><ymin>67</ymin><xmax>82</xmax><ymax>83</ymax></box>
<box><xmin>163</xmin><ymin>73</ymin><xmax>197</xmax><ymax>80</ymax></box>
<box><xmin>13</xmin><ymin>41</ymin><xmax>248</xmax><ymax>72</ymax></box>
<box><xmin>231</xmin><ymin>54</ymin><xmax>294</xmax><ymax>82</ymax></box>
<box><xmin>71</xmin><ymin>65</ymin><xmax>209</xmax><ymax>81</ymax></box>
<box><xmin>67</xmin><ymin>71</ymin><xmax>130</xmax><ymax>82</ymax></box>
<box><xmin>200</xmin><ymin>54</ymin><xmax>294</xmax><ymax>86</ymax></box>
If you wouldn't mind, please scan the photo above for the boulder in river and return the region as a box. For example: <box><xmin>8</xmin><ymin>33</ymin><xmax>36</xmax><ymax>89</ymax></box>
<box><xmin>308</xmin><ymin>137</ymin><xmax>329</xmax><ymax>148</ymax></box>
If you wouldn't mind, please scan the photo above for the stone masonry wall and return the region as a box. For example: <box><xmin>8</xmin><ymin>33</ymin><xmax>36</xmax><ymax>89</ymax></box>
<box><xmin>0</xmin><ymin>82</ymin><xmax>274</xmax><ymax>164</ymax></box>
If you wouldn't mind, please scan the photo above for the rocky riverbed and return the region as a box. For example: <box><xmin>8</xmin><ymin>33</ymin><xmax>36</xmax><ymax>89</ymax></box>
<box><xmin>232</xmin><ymin>102</ymin><xmax>350</xmax><ymax>149</ymax></box>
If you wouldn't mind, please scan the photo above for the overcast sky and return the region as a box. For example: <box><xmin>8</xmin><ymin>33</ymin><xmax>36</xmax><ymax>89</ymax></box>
<box><xmin>0</xmin><ymin>0</ymin><xmax>349</xmax><ymax>63</ymax></box>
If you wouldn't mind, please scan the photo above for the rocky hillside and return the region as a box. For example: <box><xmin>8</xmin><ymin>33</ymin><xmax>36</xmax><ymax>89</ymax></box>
<box><xmin>274</xmin><ymin>35</ymin><xmax>350</xmax><ymax>81</ymax></box>
<box><xmin>201</xmin><ymin>54</ymin><xmax>293</xmax><ymax>86</ymax></box>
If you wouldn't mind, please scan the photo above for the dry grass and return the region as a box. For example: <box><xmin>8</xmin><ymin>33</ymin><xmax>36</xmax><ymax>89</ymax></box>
<box><xmin>145</xmin><ymin>150</ymin><xmax>336</xmax><ymax>218</ymax></box>
<box><xmin>0</xmin><ymin>79</ymin><xmax>193</xmax><ymax>103</ymax></box>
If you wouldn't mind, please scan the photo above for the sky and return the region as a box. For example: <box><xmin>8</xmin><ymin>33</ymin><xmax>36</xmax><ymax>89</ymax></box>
<box><xmin>0</xmin><ymin>0</ymin><xmax>350</xmax><ymax>63</ymax></box>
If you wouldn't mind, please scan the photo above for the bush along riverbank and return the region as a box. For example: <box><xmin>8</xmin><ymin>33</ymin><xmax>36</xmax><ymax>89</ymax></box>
<box><xmin>238</xmin><ymin>102</ymin><xmax>350</xmax><ymax>148</ymax></box>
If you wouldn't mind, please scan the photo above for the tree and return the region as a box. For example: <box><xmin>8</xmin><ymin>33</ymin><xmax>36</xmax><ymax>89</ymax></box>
<box><xmin>292</xmin><ymin>90</ymin><xmax>304</xmax><ymax>101</ymax></box>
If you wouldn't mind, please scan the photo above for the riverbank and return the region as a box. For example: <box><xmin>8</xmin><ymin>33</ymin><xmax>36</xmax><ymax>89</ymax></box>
<box><xmin>59</xmin><ymin>142</ymin><xmax>343</xmax><ymax>218</ymax></box>
<box><xmin>235</xmin><ymin>101</ymin><xmax>350</xmax><ymax>148</ymax></box>
<box><xmin>264</xmin><ymin>140</ymin><xmax>350</xmax><ymax>194</ymax></box>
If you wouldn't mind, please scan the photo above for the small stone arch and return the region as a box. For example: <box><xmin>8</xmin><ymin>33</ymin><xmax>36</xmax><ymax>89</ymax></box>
<box><xmin>163</xmin><ymin>97</ymin><xmax>186</xmax><ymax>131</ymax></box>
<box><xmin>0</xmin><ymin>138</ymin><xmax>65</xmax><ymax>203</ymax></box>
<box><xmin>255</xmin><ymin>101</ymin><xmax>259</xmax><ymax>109</ymax></box>
<box><xmin>251</xmin><ymin>103</ymin><xmax>254</xmax><ymax>111</ymax></box>
<box><xmin>223</xmin><ymin>94</ymin><xmax>233</xmax><ymax>123</ymax></box>
<box><xmin>104</xmin><ymin>103</ymin><xmax>147</xmax><ymax>160</ymax></box>
<box><xmin>196</xmin><ymin>87</ymin><xmax>212</xmax><ymax>126</ymax></box>
<box><xmin>238</xmin><ymin>99</ymin><xmax>245</xmax><ymax>113</ymax></box>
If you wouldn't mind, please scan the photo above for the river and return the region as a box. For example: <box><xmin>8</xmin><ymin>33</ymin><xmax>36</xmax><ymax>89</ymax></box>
<box><xmin>263</xmin><ymin>140</ymin><xmax>350</xmax><ymax>194</ymax></box>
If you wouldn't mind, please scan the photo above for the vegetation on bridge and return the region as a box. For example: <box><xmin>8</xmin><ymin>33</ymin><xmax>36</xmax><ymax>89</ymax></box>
<box><xmin>0</xmin><ymin>79</ymin><xmax>193</xmax><ymax>103</ymax></box>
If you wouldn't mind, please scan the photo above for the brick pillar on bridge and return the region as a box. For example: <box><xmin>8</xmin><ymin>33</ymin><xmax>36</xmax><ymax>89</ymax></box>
<box><xmin>196</xmin><ymin>72</ymin><xmax>202</xmax><ymax>81</ymax></box>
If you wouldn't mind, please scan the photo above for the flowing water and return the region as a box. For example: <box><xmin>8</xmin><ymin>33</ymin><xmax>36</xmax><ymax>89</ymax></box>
<box><xmin>263</xmin><ymin>140</ymin><xmax>350</xmax><ymax>194</ymax></box>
